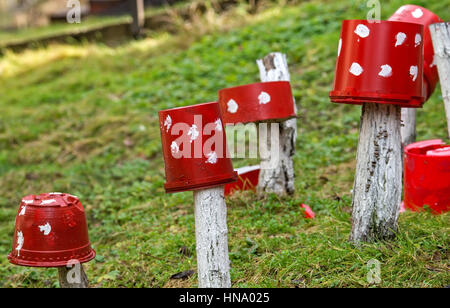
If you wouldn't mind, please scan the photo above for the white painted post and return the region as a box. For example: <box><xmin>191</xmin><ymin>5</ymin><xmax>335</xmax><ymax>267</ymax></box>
<box><xmin>349</xmin><ymin>103</ymin><xmax>403</xmax><ymax>243</ymax></box>
<box><xmin>430</xmin><ymin>22</ymin><xmax>450</xmax><ymax>138</ymax></box>
<box><xmin>130</xmin><ymin>0</ymin><xmax>145</xmax><ymax>37</ymax></box>
<box><xmin>256</xmin><ymin>52</ymin><xmax>297</xmax><ymax>196</ymax></box>
<box><xmin>401</xmin><ymin>108</ymin><xmax>417</xmax><ymax>146</ymax></box>
<box><xmin>194</xmin><ymin>186</ymin><xmax>231</xmax><ymax>288</ymax></box>
<box><xmin>58</xmin><ymin>264</ymin><xmax>89</xmax><ymax>288</ymax></box>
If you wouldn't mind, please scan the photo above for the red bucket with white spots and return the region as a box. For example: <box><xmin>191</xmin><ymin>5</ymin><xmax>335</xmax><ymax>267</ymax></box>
<box><xmin>159</xmin><ymin>102</ymin><xmax>237</xmax><ymax>193</ymax></box>
<box><xmin>330</xmin><ymin>20</ymin><xmax>425</xmax><ymax>108</ymax></box>
<box><xmin>389</xmin><ymin>5</ymin><xmax>443</xmax><ymax>99</ymax></box>
<box><xmin>8</xmin><ymin>193</ymin><xmax>95</xmax><ymax>267</ymax></box>
<box><xmin>218</xmin><ymin>81</ymin><xmax>296</xmax><ymax>124</ymax></box>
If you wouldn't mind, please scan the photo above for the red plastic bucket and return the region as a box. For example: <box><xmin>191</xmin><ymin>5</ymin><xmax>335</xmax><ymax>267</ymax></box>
<box><xmin>404</xmin><ymin>140</ymin><xmax>450</xmax><ymax>214</ymax></box>
<box><xmin>8</xmin><ymin>193</ymin><xmax>95</xmax><ymax>267</ymax></box>
<box><xmin>389</xmin><ymin>5</ymin><xmax>443</xmax><ymax>99</ymax></box>
<box><xmin>218</xmin><ymin>81</ymin><xmax>296</xmax><ymax>124</ymax></box>
<box><xmin>330</xmin><ymin>20</ymin><xmax>425</xmax><ymax>108</ymax></box>
<box><xmin>159</xmin><ymin>102</ymin><xmax>237</xmax><ymax>193</ymax></box>
<box><xmin>224</xmin><ymin>165</ymin><xmax>260</xmax><ymax>195</ymax></box>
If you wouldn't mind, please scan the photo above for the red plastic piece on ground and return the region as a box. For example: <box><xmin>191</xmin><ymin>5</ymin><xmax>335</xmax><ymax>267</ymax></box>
<box><xmin>8</xmin><ymin>193</ymin><xmax>95</xmax><ymax>268</ymax></box>
<box><xmin>224</xmin><ymin>165</ymin><xmax>260</xmax><ymax>195</ymax></box>
<box><xmin>218</xmin><ymin>81</ymin><xmax>296</xmax><ymax>124</ymax></box>
<box><xmin>300</xmin><ymin>204</ymin><xmax>315</xmax><ymax>219</ymax></box>
<box><xmin>389</xmin><ymin>5</ymin><xmax>443</xmax><ymax>99</ymax></box>
<box><xmin>330</xmin><ymin>20</ymin><xmax>425</xmax><ymax>108</ymax></box>
<box><xmin>404</xmin><ymin>139</ymin><xmax>450</xmax><ymax>214</ymax></box>
<box><xmin>159</xmin><ymin>102</ymin><xmax>237</xmax><ymax>193</ymax></box>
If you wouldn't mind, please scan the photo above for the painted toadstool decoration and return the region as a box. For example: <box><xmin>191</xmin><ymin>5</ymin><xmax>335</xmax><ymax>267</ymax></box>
<box><xmin>330</xmin><ymin>20</ymin><xmax>425</xmax><ymax>242</ymax></box>
<box><xmin>430</xmin><ymin>22</ymin><xmax>450</xmax><ymax>139</ymax></box>
<box><xmin>218</xmin><ymin>81</ymin><xmax>295</xmax><ymax>124</ymax></box>
<box><xmin>218</xmin><ymin>77</ymin><xmax>296</xmax><ymax>196</ymax></box>
<box><xmin>388</xmin><ymin>5</ymin><xmax>443</xmax><ymax>146</ymax></box>
<box><xmin>8</xmin><ymin>193</ymin><xmax>95</xmax><ymax>288</ymax></box>
<box><xmin>404</xmin><ymin>139</ymin><xmax>450</xmax><ymax>214</ymax></box>
<box><xmin>159</xmin><ymin>102</ymin><xmax>237</xmax><ymax>288</ymax></box>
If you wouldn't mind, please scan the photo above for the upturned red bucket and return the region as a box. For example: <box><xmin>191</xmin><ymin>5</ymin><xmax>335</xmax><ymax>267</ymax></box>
<box><xmin>8</xmin><ymin>193</ymin><xmax>95</xmax><ymax>267</ymax></box>
<box><xmin>404</xmin><ymin>139</ymin><xmax>450</xmax><ymax>214</ymax></box>
<box><xmin>218</xmin><ymin>81</ymin><xmax>296</xmax><ymax>124</ymax></box>
<box><xmin>330</xmin><ymin>20</ymin><xmax>425</xmax><ymax>108</ymax></box>
<box><xmin>159</xmin><ymin>102</ymin><xmax>237</xmax><ymax>193</ymax></box>
<box><xmin>224</xmin><ymin>165</ymin><xmax>260</xmax><ymax>195</ymax></box>
<box><xmin>389</xmin><ymin>5</ymin><xmax>443</xmax><ymax>99</ymax></box>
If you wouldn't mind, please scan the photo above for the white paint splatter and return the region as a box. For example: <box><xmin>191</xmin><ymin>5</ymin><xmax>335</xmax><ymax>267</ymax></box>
<box><xmin>38</xmin><ymin>223</ymin><xmax>52</xmax><ymax>236</ymax></box>
<box><xmin>395</xmin><ymin>32</ymin><xmax>407</xmax><ymax>47</ymax></box>
<box><xmin>410</xmin><ymin>66</ymin><xmax>418</xmax><ymax>81</ymax></box>
<box><xmin>164</xmin><ymin>115</ymin><xmax>172</xmax><ymax>133</ymax></box>
<box><xmin>227</xmin><ymin>99</ymin><xmax>238</xmax><ymax>113</ymax></box>
<box><xmin>16</xmin><ymin>231</ymin><xmax>24</xmax><ymax>256</ymax></box>
<box><xmin>430</xmin><ymin>55</ymin><xmax>436</xmax><ymax>68</ymax></box>
<box><xmin>205</xmin><ymin>151</ymin><xmax>218</xmax><ymax>164</ymax></box>
<box><xmin>378</xmin><ymin>64</ymin><xmax>393</xmax><ymax>78</ymax></box>
<box><xmin>412</xmin><ymin>8</ymin><xmax>423</xmax><ymax>18</ymax></box>
<box><xmin>40</xmin><ymin>199</ymin><xmax>56</xmax><ymax>205</ymax></box>
<box><xmin>415</xmin><ymin>33</ymin><xmax>422</xmax><ymax>47</ymax></box>
<box><xmin>215</xmin><ymin>119</ymin><xmax>222</xmax><ymax>132</ymax></box>
<box><xmin>187</xmin><ymin>124</ymin><xmax>199</xmax><ymax>143</ymax></box>
<box><xmin>354</xmin><ymin>24</ymin><xmax>370</xmax><ymax>38</ymax></box>
<box><xmin>258</xmin><ymin>91</ymin><xmax>271</xmax><ymax>105</ymax></box>
<box><xmin>349</xmin><ymin>62</ymin><xmax>364</xmax><ymax>76</ymax></box>
<box><xmin>19</xmin><ymin>206</ymin><xmax>26</xmax><ymax>216</ymax></box>
<box><xmin>22</xmin><ymin>199</ymin><xmax>34</xmax><ymax>204</ymax></box>
<box><xmin>338</xmin><ymin>38</ymin><xmax>342</xmax><ymax>57</ymax></box>
<box><xmin>170</xmin><ymin>141</ymin><xmax>179</xmax><ymax>154</ymax></box>
<box><xmin>396</xmin><ymin>6</ymin><xmax>406</xmax><ymax>14</ymax></box>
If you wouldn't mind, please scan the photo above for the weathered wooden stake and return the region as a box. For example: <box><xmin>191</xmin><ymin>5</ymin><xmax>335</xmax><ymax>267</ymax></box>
<box><xmin>350</xmin><ymin>103</ymin><xmax>403</xmax><ymax>243</ymax></box>
<box><xmin>130</xmin><ymin>0</ymin><xmax>145</xmax><ymax>38</ymax></box>
<box><xmin>58</xmin><ymin>264</ymin><xmax>89</xmax><ymax>288</ymax></box>
<box><xmin>430</xmin><ymin>22</ymin><xmax>450</xmax><ymax>138</ymax></box>
<box><xmin>256</xmin><ymin>52</ymin><xmax>297</xmax><ymax>196</ymax></box>
<box><xmin>401</xmin><ymin>108</ymin><xmax>417</xmax><ymax>147</ymax></box>
<box><xmin>194</xmin><ymin>186</ymin><xmax>231</xmax><ymax>288</ymax></box>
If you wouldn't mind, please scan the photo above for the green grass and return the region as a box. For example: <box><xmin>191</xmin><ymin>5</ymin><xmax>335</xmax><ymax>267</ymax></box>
<box><xmin>0</xmin><ymin>0</ymin><xmax>449</xmax><ymax>288</ymax></box>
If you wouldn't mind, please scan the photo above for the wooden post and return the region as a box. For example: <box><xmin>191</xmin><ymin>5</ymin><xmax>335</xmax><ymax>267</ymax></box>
<box><xmin>58</xmin><ymin>264</ymin><xmax>89</xmax><ymax>288</ymax></box>
<box><xmin>349</xmin><ymin>103</ymin><xmax>402</xmax><ymax>243</ymax></box>
<box><xmin>256</xmin><ymin>52</ymin><xmax>297</xmax><ymax>196</ymax></box>
<box><xmin>194</xmin><ymin>186</ymin><xmax>231</xmax><ymax>288</ymax></box>
<box><xmin>401</xmin><ymin>108</ymin><xmax>416</xmax><ymax>146</ymax></box>
<box><xmin>430</xmin><ymin>23</ymin><xmax>450</xmax><ymax>138</ymax></box>
<box><xmin>130</xmin><ymin>0</ymin><xmax>145</xmax><ymax>38</ymax></box>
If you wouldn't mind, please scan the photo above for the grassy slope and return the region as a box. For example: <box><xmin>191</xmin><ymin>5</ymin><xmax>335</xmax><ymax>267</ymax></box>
<box><xmin>0</xmin><ymin>2</ymin><xmax>187</xmax><ymax>45</ymax></box>
<box><xmin>0</xmin><ymin>0</ymin><xmax>449</xmax><ymax>287</ymax></box>
<box><xmin>0</xmin><ymin>15</ymin><xmax>130</xmax><ymax>45</ymax></box>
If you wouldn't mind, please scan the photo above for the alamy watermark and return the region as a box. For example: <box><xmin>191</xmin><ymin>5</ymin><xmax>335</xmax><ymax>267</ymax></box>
<box><xmin>366</xmin><ymin>0</ymin><xmax>381</xmax><ymax>23</ymax></box>
<box><xmin>65</xmin><ymin>259</ymin><xmax>82</xmax><ymax>284</ymax></box>
<box><xmin>66</xmin><ymin>0</ymin><xmax>81</xmax><ymax>24</ymax></box>
<box><xmin>366</xmin><ymin>259</ymin><xmax>381</xmax><ymax>284</ymax></box>
<box><xmin>164</xmin><ymin>115</ymin><xmax>281</xmax><ymax>170</ymax></box>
